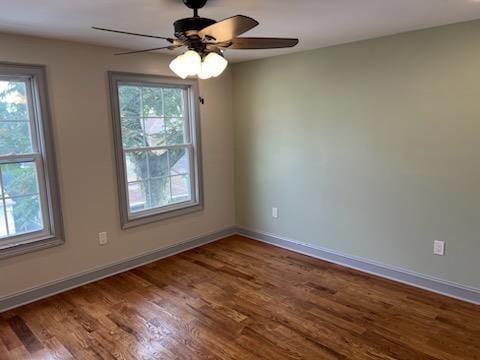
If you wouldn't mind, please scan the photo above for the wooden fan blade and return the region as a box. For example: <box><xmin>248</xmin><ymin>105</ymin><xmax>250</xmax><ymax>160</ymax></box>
<box><xmin>92</xmin><ymin>27</ymin><xmax>174</xmax><ymax>42</ymax></box>
<box><xmin>226</xmin><ymin>37</ymin><xmax>299</xmax><ymax>49</ymax></box>
<box><xmin>114</xmin><ymin>45</ymin><xmax>181</xmax><ymax>56</ymax></box>
<box><xmin>198</xmin><ymin>15</ymin><xmax>259</xmax><ymax>43</ymax></box>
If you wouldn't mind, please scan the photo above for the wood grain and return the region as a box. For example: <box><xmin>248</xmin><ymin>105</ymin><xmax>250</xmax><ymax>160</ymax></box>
<box><xmin>1</xmin><ymin>235</ymin><xmax>479</xmax><ymax>359</ymax></box>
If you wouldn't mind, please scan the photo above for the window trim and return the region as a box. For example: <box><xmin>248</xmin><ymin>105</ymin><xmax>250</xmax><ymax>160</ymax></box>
<box><xmin>0</xmin><ymin>62</ymin><xmax>64</xmax><ymax>259</ymax></box>
<box><xmin>108</xmin><ymin>72</ymin><xmax>203</xmax><ymax>229</ymax></box>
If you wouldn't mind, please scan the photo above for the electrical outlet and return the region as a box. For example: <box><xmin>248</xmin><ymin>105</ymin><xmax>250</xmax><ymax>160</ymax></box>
<box><xmin>272</xmin><ymin>207</ymin><xmax>279</xmax><ymax>219</ymax></box>
<box><xmin>433</xmin><ymin>240</ymin><xmax>445</xmax><ymax>256</ymax></box>
<box><xmin>99</xmin><ymin>232</ymin><xmax>108</xmax><ymax>245</ymax></box>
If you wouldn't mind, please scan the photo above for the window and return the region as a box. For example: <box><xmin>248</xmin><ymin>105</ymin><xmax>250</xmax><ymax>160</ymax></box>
<box><xmin>0</xmin><ymin>63</ymin><xmax>63</xmax><ymax>258</ymax></box>
<box><xmin>109</xmin><ymin>73</ymin><xmax>203</xmax><ymax>228</ymax></box>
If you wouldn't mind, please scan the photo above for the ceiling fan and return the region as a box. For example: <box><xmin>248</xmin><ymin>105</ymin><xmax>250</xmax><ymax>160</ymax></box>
<box><xmin>92</xmin><ymin>0</ymin><xmax>299</xmax><ymax>79</ymax></box>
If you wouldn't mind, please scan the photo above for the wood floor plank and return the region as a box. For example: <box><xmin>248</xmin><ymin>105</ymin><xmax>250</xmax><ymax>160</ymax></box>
<box><xmin>1</xmin><ymin>235</ymin><xmax>479</xmax><ymax>359</ymax></box>
<box><xmin>7</xmin><ymin>315</ymin><xmax>44</xmax><ymax>354</ymax></box>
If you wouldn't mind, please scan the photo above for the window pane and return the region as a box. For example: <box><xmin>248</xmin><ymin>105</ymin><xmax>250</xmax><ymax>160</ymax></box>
<box><xmin>0</xmin><ymin>121</ymin><xmax>33</xmax><ymax>155</ymax></box>
<box><xmin>163</xmin><ymin>88</ymin><xmax>183</xmax><ymax>117</ymax></box>
<box><xmin>7</xmin><ymin>195</ymin><xmax>43</xmax><ymax>236</ymax></box>
<box><xmin>169</xmin><ymin>148</ymin><xmax>189</xmax><ymax>176</ymax></box>
<box><xmin>144</xmin><ymin>117</ymin><xmax>166</xmax><ymax>147</ymax></box>
<box><xmin>0</xmin><ymin>204</ymin><xmax>7</xmax><ymax>238</ymax></box>
<box><xmin>0</xmin><ymin>81</ymin><xmax>29</xmax><ymax>120</ymax></box>
<box><xmin>125</xmin><ymin>151</ymin><xmax>148</xmax><ymax>182</ymax></box>
<box><xmin>121</xmin><ymin>118</ymin><xmax>145</xmax><ymax>149</ymax></box>
<box><xmin>1</xmin><ymin>162</ymin><xmax>39</xmax><ymax>197</ymax></box>
<box><xmin>170</xmin><ymin>175</ymin><xmax>191</xmax><ymax>203</ymax></box>
<box><xmin>128</xmin><ymin>182</ymin><xmax>148</xmax><ymax>213</ymax></box>
<box><xmin>113</xmin><ymin>76</ymin><xmax>201</xmax><ymax>225</ymax></box>
<box><xmin>142</xmin><ymin>87</ymin><xmax>163</xmax><ymax>117</ymax></box>
<box><xmin>118</xmin><ymin>86</ymin><xmax>141</xmax><ymax>118</ymax></box>
<box><xmin>166</xmin><ymin>117</ymin><xmax>185</xmax><ymax>145</ymax></box>
<box><xmin>0</xmin><ymin>66</ymin><xmax>64</xmax><ymax>255</ymax></box>
<box><xmin>148</xmin><ymin>150</ymin><xmax>168</xmax><ymax>178</ymax></box>
<box><xmin>150</xmin><ymin>178</ymin><xmax>170</xmax><ymax>208</ymax></box>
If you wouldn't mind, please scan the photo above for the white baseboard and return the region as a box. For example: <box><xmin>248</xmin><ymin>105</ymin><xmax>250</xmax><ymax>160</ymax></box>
<box><xmin>236</xmin><ymin>227</ymin><xmax>480</xmax><ymax>305</ymax></box>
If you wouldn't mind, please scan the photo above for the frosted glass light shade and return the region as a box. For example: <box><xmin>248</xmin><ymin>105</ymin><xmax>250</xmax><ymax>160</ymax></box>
<box><xmin>169</xmin><ymin>50</ymin><xmax>202</xmax><ymax>79</ymax></box>
<box><xmin>202</xmin><ymin>52</ymin><xmax>228</xmax><ymax>78</ymax></box>
<box><xmin>169</xmin><ymin>55</ymin><xmax>189</xmax><ymax>79</ymax></box>
<box><xmin>182</xmin><ymin>50</ymin><xmax>202</xmax><ymax>76</ymax></box>
<box><xmin>198</xmin><ymin>62</ymin><xmax>213</xmax><ymax>80</ymax></box>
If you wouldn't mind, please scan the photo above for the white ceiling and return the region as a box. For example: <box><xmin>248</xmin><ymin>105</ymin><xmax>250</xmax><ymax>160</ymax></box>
<box><xmin>1</xmin><ymin>0</ymin><xmax>480</xmax><ymax>62</ymax></box>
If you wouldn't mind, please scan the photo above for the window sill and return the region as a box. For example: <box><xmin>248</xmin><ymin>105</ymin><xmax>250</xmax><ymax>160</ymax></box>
<box><xmin>0</xmin><ymin>236</ymin><xmax>64</xmax><ymax>260</ymax></box>
<box><xmin>122</xmin><ymin>203</ymin><xmax>203</xmax><ymax>229</ymax></box>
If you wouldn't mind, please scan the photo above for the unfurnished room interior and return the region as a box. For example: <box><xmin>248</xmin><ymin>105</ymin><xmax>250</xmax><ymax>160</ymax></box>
<box><xmin>0</xmin><ymin>0</ymin><xmax>479</xmax><ymax>359</ymax></box>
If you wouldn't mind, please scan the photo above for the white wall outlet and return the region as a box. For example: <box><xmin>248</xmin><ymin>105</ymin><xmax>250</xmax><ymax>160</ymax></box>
<box><xmin>272</xmin><ymin>207</ymin><xmax>279</xmax><ymax>219</ymax></box>
<box><xmin>99</xmin><ymin>232</ymin><xmax>108</xmax><ymax>246</ymax></box>
<box><xmin>433</xmin><ymin>240</ymin><xmax>445</xmax><ymax>256</ymax></box>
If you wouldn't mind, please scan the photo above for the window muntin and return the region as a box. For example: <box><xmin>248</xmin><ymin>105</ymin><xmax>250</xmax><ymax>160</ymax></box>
<box><xmin>110</xmin><ymin>73</ymin><xmax>202</xmax><ymax>228</ymax></box>
<box><xmin>0</xmin><ymin>66</ymin><xmax>63</xmax><ymax>256</ymax></box>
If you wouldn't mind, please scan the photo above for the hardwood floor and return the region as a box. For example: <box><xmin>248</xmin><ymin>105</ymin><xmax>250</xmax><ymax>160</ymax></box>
<box><xmin>1</xmin><ymin>235</ymin><xmax>479</xmax><ymax>359</ymax></box>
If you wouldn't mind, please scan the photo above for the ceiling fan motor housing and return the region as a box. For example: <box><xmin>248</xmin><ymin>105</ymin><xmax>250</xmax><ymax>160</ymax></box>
<box><xmin>174</xmin><ymin>17</ymin><xmax>216</xmax><ymax>36</ymax></box>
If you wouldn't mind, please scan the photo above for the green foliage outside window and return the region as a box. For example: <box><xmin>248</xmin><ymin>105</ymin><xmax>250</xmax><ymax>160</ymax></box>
<box><xmin>119</xmin><ymin>85</ymin><xmax>189</xmax><ymax>212</ymax></box>
<box><xmin>0</xmin><ymin>81</ymin><xmax>43</xmax><ymax>236</ymax></box>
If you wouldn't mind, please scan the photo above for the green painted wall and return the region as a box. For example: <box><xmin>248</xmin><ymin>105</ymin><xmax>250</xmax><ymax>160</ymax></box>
<box><xmin>232</xmin><ymin>20</ymin><xmax>480</xmax><ymax>289</ymax></box>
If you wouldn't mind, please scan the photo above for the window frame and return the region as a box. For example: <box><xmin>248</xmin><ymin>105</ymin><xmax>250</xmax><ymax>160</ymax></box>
<box><xmin>108</xmin><ymin>72</ymin><xmax>203</xmax><ymax>229</ymax></box>
<box><xmin>0</xmin><ymin>63</ymin><xmax>64</xmax><ymax>259</ymax></box>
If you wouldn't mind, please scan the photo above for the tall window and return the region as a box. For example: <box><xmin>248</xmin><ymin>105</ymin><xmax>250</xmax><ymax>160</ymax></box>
<box><xmin>0</xmin><ymin>63</ymin><xmax>63</xmax><ymax>258</ymax></box>
<box><xmin>109</xmin><ymin>73</ymin><xmax>202</xmax><ymax>228</ymax></box>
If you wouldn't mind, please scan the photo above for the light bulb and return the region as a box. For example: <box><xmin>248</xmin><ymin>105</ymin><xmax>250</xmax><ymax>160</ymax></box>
<box><xmin>202</xmin><ymin>52</ymin><xmax>228</xmax><ymax>78</ymax></box>
<box><xmin>169</xmin><ymin>54</ymin><xmax>189</xmax><ymax>79</ymax></box>
<box><xmin>182</xmin><ymin>50</ymin><xmax>202</xmax><ymax>76</ymax></box>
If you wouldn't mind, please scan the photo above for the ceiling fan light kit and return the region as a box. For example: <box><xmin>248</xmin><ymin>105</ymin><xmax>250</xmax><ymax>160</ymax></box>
<box><xmin>93</xmin><ymin>0</ymin><xmax>298</xmax><ymax>79</ymax></box>
<box><xmin>170</xmin><ymin>50</ymin><xmax>228</xmax><ymax>79</ymax></box>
